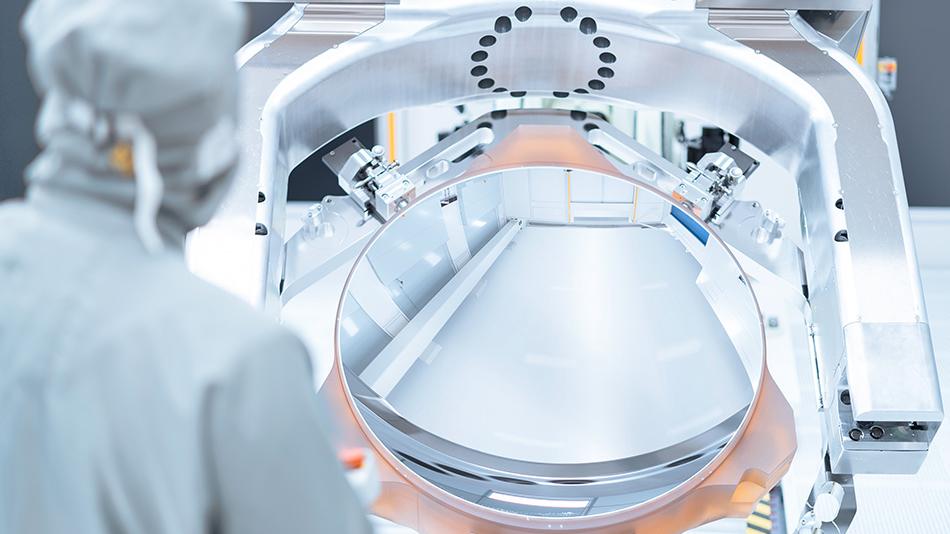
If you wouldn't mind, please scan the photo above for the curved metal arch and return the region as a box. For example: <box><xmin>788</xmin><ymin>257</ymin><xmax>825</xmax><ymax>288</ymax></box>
<box><xmin>246</xmin><ymin>3</ymin><xmax>831</xmax><ymax>312</ymax></box>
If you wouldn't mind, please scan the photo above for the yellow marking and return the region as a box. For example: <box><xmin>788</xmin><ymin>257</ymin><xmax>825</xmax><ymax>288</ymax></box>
<box><xmin>747</xmin><ymin>514</ymin><xmax>771</xmax><ymax>530</ymax></box>
<box><xmin>109</xmin><ymin>142</ymin><xmax>135</xmax><ymax>178</ymax></box>
<box><xmin>856</xmin><ymin>38</ymin><xmax>865</xmax><ymax>65</ymax></box>
<box><xmin>566</xmin><ymin>170</ymin><xmax>572</xmax><ymax>222</ymax></box>
<box><xmin>632</xmin><ymin>186</ymin><xmax>640</xmax><ymax>223</ymax></box>
<box><xmin>746</xmin><ymin>496</ymin><xmax>772</xmax><ymax>533</ymax></box>
<box><xmin>387</xmin><ymin>112</ymin><xmax>397</xmax><ymax>162</ymax></box>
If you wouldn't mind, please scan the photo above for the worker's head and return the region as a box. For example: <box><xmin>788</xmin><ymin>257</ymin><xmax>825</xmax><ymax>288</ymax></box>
<box><xmin>21</xmin><ymin>0</ymin><xmax>247</xmax><ymax>251</ymax></box>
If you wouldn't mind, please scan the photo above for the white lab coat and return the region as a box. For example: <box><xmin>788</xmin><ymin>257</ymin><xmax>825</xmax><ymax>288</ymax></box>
<box><xmin>0</xmin><ymin>190</ymin><xmax>373</xmax><ymax>534</ymax></box>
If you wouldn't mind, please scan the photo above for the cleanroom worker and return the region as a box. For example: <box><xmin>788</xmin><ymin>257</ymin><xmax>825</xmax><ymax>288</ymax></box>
<box><xmin>0</xmin><ymin>0</ymin><xmax>373</xmax><ymax>532</ymax></box>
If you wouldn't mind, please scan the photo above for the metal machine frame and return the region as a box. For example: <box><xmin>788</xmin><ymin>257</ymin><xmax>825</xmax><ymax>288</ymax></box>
<box><xmin>190</xmin><ymin>1</ymin><xmax>943</xmax><ymax>531</ymax></box>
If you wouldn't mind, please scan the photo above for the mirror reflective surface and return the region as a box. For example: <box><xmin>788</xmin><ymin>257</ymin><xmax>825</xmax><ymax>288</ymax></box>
<box><xmin>337</xmin><ymin>169</ymin><xmax>764</xmax><ymax>516</ymax></box>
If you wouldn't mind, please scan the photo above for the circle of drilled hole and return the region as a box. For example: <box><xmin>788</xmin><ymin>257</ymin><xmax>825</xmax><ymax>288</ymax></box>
<box><xmin>571</xmin><ymin>110</ymin><xmax>588</xmax><ymax>121</ymax></box>
<box><xmin>560</xmin><ymin>6</ymin><xmax>578</xmax><ymax>22</ymax></box>
<box><xmin>583</xmin><ymin>123</ymin><xmax>600</xmax><ymax>132</ymax></box>
<box><xmin>472</xmin><ymin>10</ymin><xmax>618</xmax><ymax>97</ymax></box>
<box><xmin>579</xmin><ymin>17</ymin><xmax>597</xmax><ymax>35</ymax></box>
<box><xmin>493</xmin><ymin>87</ymin><xmax>508</xmax><ymax>93</ymax></box>
<box><xmin>491</xmin><ymin>110</ymin><xmax>508</xmax><ymax>120</ymax></box>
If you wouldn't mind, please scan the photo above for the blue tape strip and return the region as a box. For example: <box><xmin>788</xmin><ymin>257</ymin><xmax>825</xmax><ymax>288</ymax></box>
<box><xmin>671</xmin><ymin>206</ymin><xmax>709</xmax><ymax>245</ymax></box>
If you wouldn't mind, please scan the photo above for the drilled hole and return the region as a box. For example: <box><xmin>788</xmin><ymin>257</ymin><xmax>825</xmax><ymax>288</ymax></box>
<box><xmin>510</xmin><ymin>90</ymin><xmax>527</xmax><ymax>97</ymax></box>
<box><xmin>471</xmin><ymin>50</ymin><xmax>488</xmax><ymax>62</ymax></box>
<box><xmin>495</xmin><ymin>16</ymin><xmax>512</xmax><ymax>33</ymax></box>
<box><xmin>478</xmin><ymin>78</ymin><xmax>496</xmax><ymax>89</ymax></box>
<box><xmin>583</xmin><ymin>123</ymin><xmax>600</xmax><ymax>132</ymax></box>
<box><xmin>588</xmin><ymin>79</ymin><xmax>605</xmax><ymax>90</ymax></box>
<box><xmin>477</xmin><ymin>122</ymin><xmax>493</xmax><ymax>130</ymax></box>
<box><xmin>834</xmin><ymin>230</ymin><xmax>849</xmax><ymax>242</ymax></box>
<box><xmin>491</xmin><ymin>110</ymin><xmax>508</xmax><ymax>120</ymax></box>
<box><xmin>560</xmin><ymin>6</ymin><xmax>578</xmax><ymax>22</ymax></box>
<box><xmin>835</xmin><ymin>198</ymin><xmax>844</xmax><ymax>210</ymax></box>
<box><xmin>579</xmin><ymin>17</ymin><xmax>597</xmax><ymax>35</ymax></box>
<box><xmin>573</xmin><ymin>88</ymin><xmax>589</xmax><ymax>94</ymax></box>
<box><xmin>600</xmin><ymin>52</ymin><xmax>617</xmax><ymax>64</ymax></box>
<box><xmin>570</xmin><ymin>110</ymin><xmax>588</xmax><ymax>121</ymax></box>
<box><xmin>479</xmin><ymin>35</ymin><xmax>497</xmax><ymax>47</ymax></box>
<box><xmin>515</xmin><ymin>6</ymin><xmax>532</xmax><ymax>22</ymax></box>
<box><xmin>493</xmin><ymin>87</ymin><xmax>508</xmax><ymax>93</ymax></box>
<box><xmin>593</xmin><ymin>36</ymin><xmax>611</xmax><ymax>48</ymax></box>
<box><xmin>598</xmin><ymin>67</ymin><xmax>615</xmax><ymax>78</ymax></box>
<box><xmin>553</xmin><ymin>91</ymin><xmax>569</xmax><ymax>98</ymax></box>
<box><xmin>471</xmin><ymin>65</ymin><xmax>488</xmax><ymax>77</ymax></box>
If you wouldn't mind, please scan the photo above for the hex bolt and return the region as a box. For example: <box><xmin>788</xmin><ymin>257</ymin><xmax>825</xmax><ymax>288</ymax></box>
<box><xmin>840</xmin><ymin>390</ymin><xmax>851</xmax><ymax>406</ymax></box>
<box><xmin>870</xmin><ymin>426</ymin><xmax>885</xmax><ymax>440</ymax></box>
<box><xmin>729</xmin><ymin>166</ymin><xmax>743</xmax><ymax>179</ymax></box>
<box><xmin>848</xmin><ymin>428</ymin><xmax>863</xmax><ymax>441</ymax></box>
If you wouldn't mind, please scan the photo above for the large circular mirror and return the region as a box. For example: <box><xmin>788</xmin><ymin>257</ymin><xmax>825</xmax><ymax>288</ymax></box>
<box><xmin>335</xmin><ymin>168</ymin><xmax>764</xmax><ymax>517</ymax></box>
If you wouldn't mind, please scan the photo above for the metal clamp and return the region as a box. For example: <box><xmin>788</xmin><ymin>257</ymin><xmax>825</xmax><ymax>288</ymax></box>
<box><xmin>674</xmin><ymin>146</ymin><xmax>759</xmax><ymax>223</ymax></box>
<box><xmin>323</xmin><ymin>138</ymin><xmax>416</xmax><ymax>222</ymax></box>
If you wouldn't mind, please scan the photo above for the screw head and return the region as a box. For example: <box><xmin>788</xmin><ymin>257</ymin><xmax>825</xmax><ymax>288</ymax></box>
<box><xmin>848</xmin><ymin>428</ymin><xmax>863</xmax><ymax>441</ymax></box>
<box><xmin>840</xmin><ymin>390</ymin><xmax>851</xmax><ymax>406</ymax></box>
<box><xmin>870</xmin><ymin>426</ymin><xmax>885</xmax><ymax>440</ymax></box>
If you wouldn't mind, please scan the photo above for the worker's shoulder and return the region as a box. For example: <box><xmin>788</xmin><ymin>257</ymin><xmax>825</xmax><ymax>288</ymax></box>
<box><xmin>96</xmin><ymin>253</ymin><xmax>308</xmax><ymax>373</ymax></box>
<box><xmin>152</xmin><ymin>260</ymin><xmax>299</xmax><ymax>347</ymax></box>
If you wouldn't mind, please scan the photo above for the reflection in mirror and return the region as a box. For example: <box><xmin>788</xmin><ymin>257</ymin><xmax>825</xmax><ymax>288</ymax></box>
<box><xmin>337</xmin><ymin>169</ymin><xmax>763</xmax><ymax>517</ymax></box>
